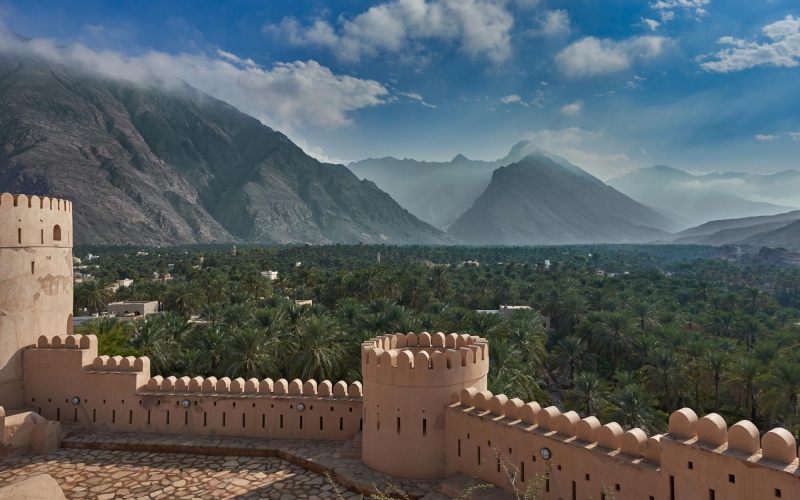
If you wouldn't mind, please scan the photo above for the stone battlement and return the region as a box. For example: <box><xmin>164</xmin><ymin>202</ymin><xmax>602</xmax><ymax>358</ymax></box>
<box><xmin>23</xmin><ymin>334</ymin><xmax>363</xmax><ymax>441</ymax></box>
<box><xmin>447</xmin><ymin>388</ymin><xmax>799</xmax><ymax>499</ymax></box>
<box><xmin>0</xmin><ymin>193</ymin><xmax>73</xmax><ymax>248</ymax></box>
<box><xmin>361</xmin><ymin>332</ymin><xmax>489</xmax><ymax>388</ymax></box>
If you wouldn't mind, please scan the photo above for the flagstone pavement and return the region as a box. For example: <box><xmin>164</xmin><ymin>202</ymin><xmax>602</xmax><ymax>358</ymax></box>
<box><xmin>0</xmin><ymin>448</ymin><xmax>362</xmax><ymax>500</ymax></box>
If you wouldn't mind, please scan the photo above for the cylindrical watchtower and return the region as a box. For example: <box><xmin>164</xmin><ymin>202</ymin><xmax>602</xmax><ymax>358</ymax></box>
<box><xmin>0</xmin><ymin>193</ymin><xmax>73</xmax><ymax>408</ymax></box>
<box><xmin>361</xmin><ymin>332</ymin><xmax>489</xmax><ymax>479</ymax></box>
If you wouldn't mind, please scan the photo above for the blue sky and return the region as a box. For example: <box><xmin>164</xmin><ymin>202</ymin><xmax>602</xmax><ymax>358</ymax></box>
<box><xmin>2</xmin><ymin>0</ymin><xmax>799</xmax><ymax>179</ymax></box>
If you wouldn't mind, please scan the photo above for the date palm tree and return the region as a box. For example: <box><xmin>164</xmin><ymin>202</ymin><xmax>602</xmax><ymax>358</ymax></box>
<box><xmin>287</xmin><ymin>317</ymin><xmax>347</xmax><ymax>381</ymax></box>
<box><xmin>551</xmin><ymin>336</ymin><xmax>594</xmax><ymax>386</ymax></box>
<box><xmin>594</xmin><ymin>312</ymin><xmax>637</xmax><ymax>376</ymax></box>
<box><xmin>607</xmin><ymin>384</ymin><xmax>664</xmax><ymax>434</ymax></box>
<box><xmin>563</xmin><ymin>372</ymin><xmax>609</xmax><ymax>417</ymax></box>
<box><xmin>643</xmin><ymin>348</ymin><xmax>688</xmax><ymax>413</ymax></box>
<box><xmin>726</xmin><ymin>357</ymin><xmax>762</xmax><ymax>422</ymax></box>
<box><xmin>704</xmin><ymin>350</ymin><xmax>730</xmax><ymax>413</ymax></box>
<box><xmin>558</xmin><ymin>294</ymin><xmax>587</xmax><ymax>336</ymax></box>
<box><xmin>629</xmin><ymin>299</ymin><xmax>660</xmax><ymax>333</ymax></box>
<box><xmin>163</xmin><ymin>282</ymin><xmax>204</xmax><ymax>318</ymax></box>
<box><xmin>759</xmin><ymin>357</ymin><xmax>800</xmax><ymax>435</ymax></box>
<box><xmin>224</xmin><ymin>328</ymin><xmax>276</xmax><ymax>380</ymax></box>
<box><xmin>75</xmin><ymin>280</ymin><xmax>115</xmax><ymax>315</ymax></box>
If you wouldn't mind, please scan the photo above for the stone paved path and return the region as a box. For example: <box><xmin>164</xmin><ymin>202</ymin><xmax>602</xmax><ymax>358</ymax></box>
<box><xmin>59</xmin><ymin>429</ymin><xmax>442</xmax><ymax>499</ymax></box>
<box><xmin>0</xmin><ymin>448</ymin><xmax>363</xmax><ymax>500</ymax></box>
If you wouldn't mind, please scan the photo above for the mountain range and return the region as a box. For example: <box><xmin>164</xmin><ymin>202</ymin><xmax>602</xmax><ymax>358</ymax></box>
<box><xmin>447</xmin><ymin>155</ymin><xmax>677</xmax><ymax>245</ymax></box>
<box><xmin>348</xmin><ymin>140</ymin><xmax>603</xmax><ymax>231</ymax></box>
<box><xmin>669</xmin><ymin>211</ymin><xmax>800</xmax><ymax>248</ymax></box>
<box><xmin>3</xmin><ymin>42</ymin><xmax>800</xmax><ymax>249</ymax></box>
<box><xmin>0</xmin><ymin>50</ymin><xmax>452</xmax><ymax>246</ymax></box>
<box><xmin>608</xmin><ymin>166</ymin><xmax>797</xmax><ymax>225</ymax></box>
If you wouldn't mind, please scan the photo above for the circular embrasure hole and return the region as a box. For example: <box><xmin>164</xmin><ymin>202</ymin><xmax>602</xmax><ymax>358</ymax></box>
<box><xmin>182</xmin><ymin>400</ymin><xmax>190</xmax><ymax>408</ymax></box>
<box><xmin>540</xmin><ymin>447</ymin><xmax>551</xmax><ymax>460</ymax></box>
<box><xmin>71</xmin><ymin>397</ymin><xmax>80</xmax><ymax>405</ymax></box>
<box><xmin>297</xmin><ymin>403</ymin><xmax>305</xmax><ymax>412</ymax></box>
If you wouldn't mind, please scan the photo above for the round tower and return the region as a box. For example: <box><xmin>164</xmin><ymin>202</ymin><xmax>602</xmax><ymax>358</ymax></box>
<box><xmin>361</xmin><ymin>332</ymin><xmax>489</xmax><ymax>479</ymax></box>
<box><xmin>0</xmin><ymin>193</ymin><xmax>73</xmax><ymax>408</ymax></box>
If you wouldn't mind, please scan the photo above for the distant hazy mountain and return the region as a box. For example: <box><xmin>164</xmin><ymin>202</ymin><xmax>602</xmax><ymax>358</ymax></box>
<box><xmin>672</xmin><ymin>211</ymin><xmax>800</xmax><ymax>247</ymax></box>
<box><xmin>608</xmin><ymin>166</ymin><xmax>796</xmax><ymax>225</ymax></box>
<box><xmin>447</xmin><ymin>156</ymin><xmax>676</xmax><ymax>245</ymax></box>
<box><xmin>0</xmin><ymin>50</ymin><xmax>453</xmax><ymax>246</ymax></box>
<box><xmin>348</xmin><ymin>140</ymin><xmax>603</xmax><ymax>230</ymax></box>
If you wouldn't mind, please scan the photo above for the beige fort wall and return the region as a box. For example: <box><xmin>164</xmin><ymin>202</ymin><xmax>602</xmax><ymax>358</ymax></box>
<box><xmin>23</xmin><ymin>335</ymin><xmax>363</xmax><ymax>440</ymax></box>
<box><xmin>0</xmin><ymin>193</ymin><xmax>73</xmax><ymax>409</ymax></box>
<box><xmin>361</xmin><ymin>332</ymin><xmax>490</xmax><ymax>479</ymax></box>
<box><xmin>447</xmin><ymin>389</ymin><xmax>800</xmax><ymax>500</ymax></box>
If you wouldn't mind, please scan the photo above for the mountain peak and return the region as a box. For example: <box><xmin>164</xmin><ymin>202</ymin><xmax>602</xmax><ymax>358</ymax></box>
<box><xmin>450</xmin><ymin>153</ymin><xmax>470</xmax><ymax>163</ymax></box>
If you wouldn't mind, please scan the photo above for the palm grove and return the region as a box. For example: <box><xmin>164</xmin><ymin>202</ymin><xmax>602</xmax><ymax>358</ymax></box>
<box><xmin>74</xmin><ymin>244</ymin><xmax>800</xmax><ymax>437</ymax></box>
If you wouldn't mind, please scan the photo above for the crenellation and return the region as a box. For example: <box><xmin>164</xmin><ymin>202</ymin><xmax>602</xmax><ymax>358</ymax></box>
<box><xmin>554</xmin><ymin>410</ymin><xmax>579</xmax><ymax>437</ymax></box>
<box><xmin>728</xmin><ymin>420</ymin><xmax>760</xmax><ymax>454</ymax></box>
<box><xmin>761</xmin><ymin>428</ymin><xmax>797</xmax><ymax>464</ymax></box>
<box><xmin>620</xmin><ymin>428</ymin><xmax>647</xmax><ymax>457</ymax></box>
<box><xmin>597</xmin><ymin>422</ymin><xmax>623</xmax><ymax>450</ymax></box>
<box><xmin>697</xmin><ymin>413</ymin><xmax>728</xmax><ymax>447</ymax></box>
<box><xmin>575</xmin><ymin>416</ymin><xmax>600</xmax><ymax>443</ymax></box>
<box><xmin>175</xmin><ymin>377</ymin><xmax>190</xmax><ymax>392</ymax></box>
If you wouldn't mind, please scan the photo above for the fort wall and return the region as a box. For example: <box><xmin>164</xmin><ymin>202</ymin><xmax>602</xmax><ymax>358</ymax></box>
<box><xmin>447</xmin><ymin>389</ymin><xmax>800</xmax><ymax>500</ymax></box>
<box><xmin>0</xmin><ymin>193</ymin><xmax>73</xmax><ymax>408</ymax></box>
<box><xmin>361</xmin><ymin>332</ymin><xmax>490</xmax><ymax>479</ymax></box>
<box><xmin>23</xmin><ymin>335</ymin><xmax>363</xmax><ymax>441</ymax></box>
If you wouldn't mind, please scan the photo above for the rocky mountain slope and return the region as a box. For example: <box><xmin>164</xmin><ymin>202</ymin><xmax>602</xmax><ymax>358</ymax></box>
<box><xmin>672</xmin><ymin>211</ymin><xmax>800</xmax><ymax>248</ymax></box>
<box><xmin>0</xmin><ymin>51</ymin><xmax>452</xmax><ymax>245</ymax></box>
<box><xmin>608</xmin><ymin>165</ymin><xmax>795</xmax><ymax>225</ymax></box>
<box><xmin>348</xmin><ymin>140</ymin><xmax>604</xmax><ymax>230</ymax></box>
<box><xmin>447</xmin><ymin>155</ymin><xmax>675</xmax><ymax>245</ymax></box>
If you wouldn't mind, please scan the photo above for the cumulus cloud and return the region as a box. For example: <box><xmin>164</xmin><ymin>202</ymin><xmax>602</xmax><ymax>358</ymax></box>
<box><xmin>525</xmin><ymin>128</ymin><xmax>632</xmax><ymax>180</ymax></box>
<box><xmin>560</xmin><ymin>99</ymin><xmax>583</xmax><ymax>115</ymax></box>
<box><xmin>265</xmin><ymin>0</ymin><xmax>515</xmax><ymax>64</ymax></box>
<box><xmin>699</xmin><ymin>15</ymin><xmax>800</xmax><ymax>73</ymax></box>
<box><xmin>555</xmin><ymin>36</ymin><xmax>670</xmax><ymax>77</ymax></box>
<box><xmin>640</xmin><ymin>18</ymin><xmax>661</xmax><ymax>31</ymax></box>
<box><xmin>650</xmin><ymin>0</ymin><xmax>709</xmax><ymax>21</ymax></box>
<box><xmin>501</xmin><ymin>94</ymin><xmax>529</xmax><ymax>107</ymax></box>
<box><xmin>0</xmin><ymin>33</ymin><xmax>388</xmax><ymax>132</ymax></box>
<box><xmin>756</xmin><ymin>134</ymin><xmax>780</xmax><ymax>141</ymax></box>
<box><xmin>530</xmin><ymin>10</ymin><xmax>571</xmax><ymax>37</ymax></box>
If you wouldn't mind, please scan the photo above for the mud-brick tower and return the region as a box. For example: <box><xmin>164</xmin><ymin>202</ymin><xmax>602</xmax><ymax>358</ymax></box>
<box><xmin>0</xmin><ymin>193</ymin><xmax>73</xmax><ymax>408</ymax></box>
<box><xmin>361</xmin><ymin>332</ymin><xmax>489</xmax><ymax>479</ymax></box>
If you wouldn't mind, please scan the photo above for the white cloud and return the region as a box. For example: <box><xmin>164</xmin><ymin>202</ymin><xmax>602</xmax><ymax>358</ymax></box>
<box><xmin>501</xmin><ymin>94</ymin><xmax>529</xmax><ymax>107</ymax></box>
<box><xmin>0</xmin><ymin>33</ymin><xmax>388</xmax><ymax>132</ymax></box>
<box><xmin>789</xmin><ymin>132</ymin><xmax>800</xmax><ymax>141</ymax></box>
<box><xmin>560</xmin><ymin>99</ymin><xmax>583</xmax><ymax>115</ymax></box>
<box><xmin>556</xmin><ymin>36</ymin><xmax>670</xmax><ymax>77</ymax></box>
<box><xmin>530</xmin><ymin>89</ymin><xmax>547</xmax><ymax>107</ymax></box>
<box><xmin>400</xmin><ymin>91</ymin><xmax>436</xmax><ymax>108</ymax></box>
<box><xmin>524</xmin><ymin>128</ymin><xmax>633</xmax><ymax>180</ymax></box>
<box><xmin>640</xmin><ymin>18</ymin><xmax>661</xmax><ymax>31</ymax></box>
<box><xmin>530</xmin><ymin>10</ymin><xmax>571</xmax><ymax>37</ymax></box>
<box><xmin>216</xmin><ymin>49</ymin><xmax>258</xmax><ymax>67</ymax></box>
<box><xmin>756</xmin><ymin>134</ymin><xmax>780</xmax><ymax>141</ymax></box>
<box><xmin>699</xmin><ymin>15</ymin><xmax>800</xmax><ymax>73</ymax></box>
<box><xmin>650</xmin><ymin>0</ymin><xmax>709</xmax><ymax>21</ymax></box>
<box><xmin>265</xmin><ymin>0</ymin><xmax>515</xmax><ymax>64</ymax></box>
<box><xmin>625</xmin><ymin>75</ymin><xmax>647</xmax><ymax>89</ymax></box>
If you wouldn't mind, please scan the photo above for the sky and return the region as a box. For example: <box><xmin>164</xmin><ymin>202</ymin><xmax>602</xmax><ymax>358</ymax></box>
<box><xmin>1</xmin><ymin>0</ymin><xmax>799</xmax><ymax>180</ymax></box>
